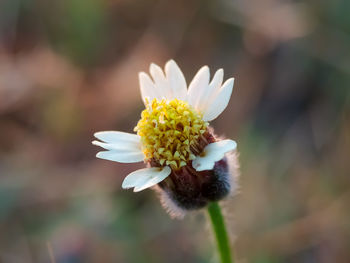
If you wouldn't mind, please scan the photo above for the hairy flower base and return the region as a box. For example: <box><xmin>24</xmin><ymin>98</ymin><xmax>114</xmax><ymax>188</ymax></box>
<box><xmin>147</xmin><ymin>129</ymin><xmax>236</xmax><ymax>215</ymax></box>
<box><xmin>157</xmin><ymin>158</ymin><xmax>231</xmax><ymax>210</ymax></box>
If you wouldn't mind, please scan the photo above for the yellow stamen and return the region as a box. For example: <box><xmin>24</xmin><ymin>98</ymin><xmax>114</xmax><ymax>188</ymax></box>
<box><xmin>134</xmin><ymin>98</ymin><xmax>208</xmax><ymax>170</ymax></box>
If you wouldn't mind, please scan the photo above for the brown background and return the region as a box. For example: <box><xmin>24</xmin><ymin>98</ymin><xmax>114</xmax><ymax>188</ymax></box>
<box><xmin>0</xmin><ymin>0</ymin><xmax>349</xmax><ymax>262</ymax></box>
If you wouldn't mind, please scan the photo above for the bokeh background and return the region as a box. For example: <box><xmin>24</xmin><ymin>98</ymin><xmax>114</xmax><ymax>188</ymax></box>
<box><xmin>0</xmin><ymin>0</ymin><xmax>349</xmax><ymax>262</ymax></box>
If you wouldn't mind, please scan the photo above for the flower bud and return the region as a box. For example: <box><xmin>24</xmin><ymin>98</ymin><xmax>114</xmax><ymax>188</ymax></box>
<box><xmin>151</xmin><ymin>131</ymin><xmax>239</xmax><ymax>218</ymax></box>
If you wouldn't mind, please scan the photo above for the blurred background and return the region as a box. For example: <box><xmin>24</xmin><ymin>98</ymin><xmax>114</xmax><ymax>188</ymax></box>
<box><xmin>0</xmin><ymin>0</ymin><xmax>349</xmax><ymax>262</ymax></box>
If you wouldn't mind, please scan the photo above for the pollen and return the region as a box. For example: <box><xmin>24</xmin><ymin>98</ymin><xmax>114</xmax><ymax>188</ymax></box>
<box><xmin>134</xmin><ymin>98</ymin><xmax>208</xmax><ymax>170</ymax></box>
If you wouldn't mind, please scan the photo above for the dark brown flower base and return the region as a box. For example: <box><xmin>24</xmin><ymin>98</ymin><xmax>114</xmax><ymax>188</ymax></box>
<box><xmin>148</xmin><ymin>128</ymin><xmax>237</xmax><ymax>216</ymax></box>
<box><xmin>157</xmin><ymin>157</ymin><xmax>231</xmax><ymax>210</ymax></box>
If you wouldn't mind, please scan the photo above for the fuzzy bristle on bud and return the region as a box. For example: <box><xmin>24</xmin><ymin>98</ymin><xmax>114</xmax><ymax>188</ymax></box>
<box><xmin>153</xmin><ymin>130</ymin><xmax>239</xmax><ymax>218</ymax></box>
<box><xmin>157</xmin><ymin>157</ymin><xmax>231</xmax><ymax>209</ymax></box>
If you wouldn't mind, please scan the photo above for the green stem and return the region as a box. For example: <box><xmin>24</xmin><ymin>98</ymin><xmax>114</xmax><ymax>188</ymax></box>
<box><xmin>207</xmin><ymin>202</ymin><xmax>233</xmax><ymax>263</ymax></box>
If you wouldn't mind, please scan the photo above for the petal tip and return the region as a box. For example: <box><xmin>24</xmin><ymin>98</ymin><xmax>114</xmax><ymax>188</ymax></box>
<box><xmin>92</xmin><ymin>140</ymin><xmax>99</xmax><ymax>146</ymax></box>
<box><xmin>165</xmin><ymin>59</ymin><xmax>178</xmax><ymax>72</ymax></box>
<box><xmin>121</xmin><ymin>183</ymin><xmax>132</xmax><ymax>190</ymax></box>
<box><xmin>95</xmin><ymin>151</ymin><xmax>104</xmax><ymax>159</ymax></box>
<box><xmin>166</xmin><ymin>59</ymin><xmax>176</xmax><ymax>65</ymax></box>
<box><xmin>149</xmin><ymin>62</ymin><xmax>159</xmax><ymax>71</ymax></box>
<box><xmin>202</xmin><ymin>65</ymin><xmax>210</xmax><ymax>73</ymax></box>
<box><xmin>138</xmin><ymin>71</ymin><xmax>147</xmax><ymax>78</ymax></box>
<box><xmin>133</xmin><ymin>187</ymin><xmax>143</xmax><ymax>192</ymax></box>
<box><xmin>230</xmin><ymin>140</ymin><xmax>237</xmax><ymax>150</ymax></box>
<box><xmin>226</xmin><ymin>78</ymin><xmax>235</xmax><ymax>88</ymax></box>
<box><xmin>93</xmin><ymin>131</ymin><xmax>102</xmax><ymax>138</ymax></box>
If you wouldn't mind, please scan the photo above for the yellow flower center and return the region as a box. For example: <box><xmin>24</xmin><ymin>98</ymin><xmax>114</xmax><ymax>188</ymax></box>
<box><xmin>134</xmin><ymin>98</ymin><xmax>208</xmax><ymax>170</ymax></box>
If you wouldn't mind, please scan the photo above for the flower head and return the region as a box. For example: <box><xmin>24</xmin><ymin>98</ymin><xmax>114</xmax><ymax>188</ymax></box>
<box><xmin>135</xmin><ymin>98</ymin><xmax>207</xmax><ymax>169</ymax></box>
<box><xmin>93</xmin><ymin>60</ymin><xmax>239</xmax><ymax>216</ymax></box>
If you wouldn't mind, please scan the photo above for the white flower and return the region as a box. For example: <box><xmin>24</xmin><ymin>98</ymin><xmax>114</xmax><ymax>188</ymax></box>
<box><xmin>92</xmin><ymin>60</ymin><xmax>237</xmax><ymax>192</ymax></box>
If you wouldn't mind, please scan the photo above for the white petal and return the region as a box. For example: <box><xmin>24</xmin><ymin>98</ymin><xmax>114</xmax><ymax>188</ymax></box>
<box><xmin>192</xmin><ymin>139</ymin><xmax>237</xmax><ymax>171</ymax></box>
<box><xmin>187</xmin><ymin>66</ymin><xmax>210</xmax><ymax>110</ymax></box>
<box><xmin>96</xmin><ymin>150</ymin><xmax>144</xmax><ymax>163</ymax></box>
<box><xmin>198</xmin><ymin>69</ymin><xmax>224</xmax><ymax>112</ymax></box>
<box><xmin>165</xmin><ymin>60</ymin><xmax>187</xmax><ymax>101</ymax></box>
<box><xmin>149</xmin><ymin>63</ymin><xmax>171</xmax><ymax>99</ymax></box>
<box><xmin>93</xmin><ymin>131</ymin><xmax>144</xmax><ymax>163</ymax></box>
<box><xmin>94</xmin><ymin>131</ymin><xmax>140</xmax><ymax>144</ymax></box>
<box><xmin>139</xmin><ymin>72</ymin><xmax>157</xmax><ymax>104</ymax></box>
<box><xmin>122</xmin><ymin>166</ymin><xmax>171</xmax><ymax>192</ymax></box>
<box><xmin>202</xmin><ymin>78</ymin><xmax>234</xmax><ymax>121</ymax></box>
<box><xmin>92</xmin><ymin>140</ymin><xmax>140</xmax><ymax>151</ymax></box>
